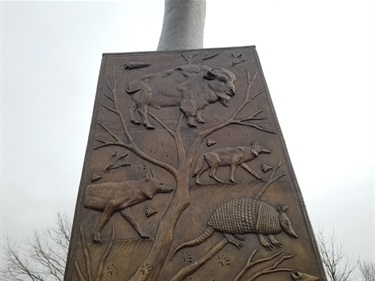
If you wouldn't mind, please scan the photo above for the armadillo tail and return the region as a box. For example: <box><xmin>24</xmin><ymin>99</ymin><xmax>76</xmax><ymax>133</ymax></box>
<box><xmin>170</xmin><ymin>227</ymin><xmax>215</xmax><ymax>260</ymax></box>
<box><xmin>193</xmin><ymin>155</ymin><xmax>205</xmax><ymax>176</ymax></box>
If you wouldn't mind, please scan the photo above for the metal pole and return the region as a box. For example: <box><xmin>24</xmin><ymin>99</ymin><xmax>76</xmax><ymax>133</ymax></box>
<box><xmin>157</xmin><ymin>0</ymin><xmax>206</xmax><ymax>51</ymax></box>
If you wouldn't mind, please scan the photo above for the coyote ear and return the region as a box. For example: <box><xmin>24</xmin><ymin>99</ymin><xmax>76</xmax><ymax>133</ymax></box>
<box><xmin>277</xmin><ymin>205</ymin><xmax>289</xmax><ymax>213</ymax></box>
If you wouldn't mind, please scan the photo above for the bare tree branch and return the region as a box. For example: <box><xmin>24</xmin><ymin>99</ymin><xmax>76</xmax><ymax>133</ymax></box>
<box><xmin>256</xmin><ymin>161</ymin><xmax>285</xmax><ymax>200</ymax></box>
<box><xmin>238</xmin><ymin>110</ymin><xmax>265</xmax><ymax>121</ymax></box>
<box><xmin>96</xmin><ymin>122</ymin><xmax>123</xmax><ymax>143</ymax></box>
<box><xmin>169</xmin><ymin>238</ymin><xmax>228</xmax><ymax>281</ymax></box>
<box><xmin>79</xmin><ymin>226</ymin><xmax>92</xmax><ymax>281</ymax></box>
<box><xmin>74</xmin><ymin>261</ymin><xmax>86</xmax><ymax>281</ymax></box>
<box><xmin>234</xmin><ymin>249</ymin><xmax>293</xmax><ymax>281</ymax></box>
<box><xmin>104</xmin><ymin>93</ymin><xmax>114</xmax><ymax>101</ymax></box>
<box><xmin>316</xmin><ymin>229</ymin><xmax>357</xmax><ymax>281</ymax></box>
<box><xmin>231</xmin><ymin>121</ymin><xmax>275</xmax><ymax>134</ymax></box>
<box><xmin>1</xmin><ymin>211</ymin><xmax>71</xmax><ymax>281</ymax></box>
<box><xmin>359</xmin><ymin>261</ymin><xmax>375</xmax><ymax>281</ymax></box>
<box><xmin>246</xmin><ymin>254</ymin><xmax>295</xmax><ymax>281</ymax></box>
<box><xmin>148</xmin><ymin>112</ymin><xmax>177</xmax><ymax>138</ymax></box>
<box><xmin>96</xmin><ymin>224</ymin><xmax>116</xmax><ymax>281</ymax></box>
<box><xmin>101</xmin><ymin>104</ymin><xmax>118</xmax><ymax>115</ymax></box>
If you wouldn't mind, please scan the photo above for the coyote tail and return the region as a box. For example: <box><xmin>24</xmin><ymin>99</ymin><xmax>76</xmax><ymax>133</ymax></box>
<box><xmin>193</xmin><ymin>154</ymin><xmax>205</xmax><ymax>176</ymax></box>
<box><xmin>170</xmin><ymin>226</ymin><xmax>215</xmax><ymax>260</ymax></box>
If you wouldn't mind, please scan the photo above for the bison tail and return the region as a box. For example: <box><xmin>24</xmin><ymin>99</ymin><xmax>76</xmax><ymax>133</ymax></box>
<box><xmin>170</xmin><ymin>227</ymin><xmax>214</xmax><ymax>260</ymax></box>
<box><xmin>193</xmin><ymin>155</ymin><xmax>205</xmax><ymax>176</ymax></box>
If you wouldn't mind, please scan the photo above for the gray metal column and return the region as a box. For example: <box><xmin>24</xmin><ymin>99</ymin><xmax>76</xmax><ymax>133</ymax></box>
<box><xmin>157</xmin><ymin>0</ymin><xmax>206</xmax><ymax>51</ymax></box>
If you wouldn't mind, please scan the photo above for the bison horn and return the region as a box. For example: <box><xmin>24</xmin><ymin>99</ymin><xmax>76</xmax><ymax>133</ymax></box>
<box><xmin>215</xmin><ymin>73</ymin><xmax>228</xmax><ymax>82</ymax></box>
<box><xmin>203</xmin><ymin>70</ymin><xmax>217</xmax><ymax>80</ymax></box>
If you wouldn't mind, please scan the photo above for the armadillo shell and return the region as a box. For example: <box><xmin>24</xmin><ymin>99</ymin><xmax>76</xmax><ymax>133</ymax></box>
<box><xmin>207</xmin><ymin>198</ymin><xmax>280</xmax><ymax>235</ymax></box>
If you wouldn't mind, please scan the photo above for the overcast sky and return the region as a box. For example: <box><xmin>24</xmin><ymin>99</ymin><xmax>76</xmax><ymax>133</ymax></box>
<box><xmin>1</xmin><ymin>0</ymin><xmax>374</xmax><ymax>277</ymax></box>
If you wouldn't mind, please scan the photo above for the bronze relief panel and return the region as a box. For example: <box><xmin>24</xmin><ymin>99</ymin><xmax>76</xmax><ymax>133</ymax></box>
<box><xmin>64</xmin><ymin>46</ymin><xmax>325</xmax><ymax>281</ymax></box>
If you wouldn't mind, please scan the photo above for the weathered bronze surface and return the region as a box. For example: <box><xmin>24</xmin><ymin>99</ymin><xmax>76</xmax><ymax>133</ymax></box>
<box><xmin>64</xmin><ymin>46</ymin><xmax>326</xmax><ymax>281</ymax></box>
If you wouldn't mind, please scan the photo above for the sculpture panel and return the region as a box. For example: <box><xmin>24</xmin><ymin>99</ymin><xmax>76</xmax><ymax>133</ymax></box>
<box><xmin>64</xmin><ymin>46</ymin><xmax>326</xmax><ymax>281</ymax></box>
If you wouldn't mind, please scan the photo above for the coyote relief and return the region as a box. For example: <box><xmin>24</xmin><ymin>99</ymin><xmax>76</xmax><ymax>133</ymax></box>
<box><xmin>193</xmin><ymin>142</ymin><xmax>270</xmax><ymax>184</ymax></box>
<box><xmin>84</xmin><ymin>171</ymin><xmax>173</xmax><ymax>242</ymax></box>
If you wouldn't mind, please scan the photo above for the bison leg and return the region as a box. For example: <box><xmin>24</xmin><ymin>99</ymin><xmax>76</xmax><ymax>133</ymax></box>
<box><xmin>180</xmin><ymin>99</ymin><xmax>197</xmax><ymax>127</ymax></box>
<box><xmin>129</xmin><ymin>101</ymin><xmax>142</xmax><ymax>124</ymax></box>
<box><xmin>130</xmin><ymin>85</ymin><xmax>154</xmax><ymax>129</ymax></box>
<box><xmin>120</xmin><ymin>208</ymin><xmax>150</xmax><ymax>239</ymax></box>
<box><xmin>195</xmin><ymin>175</ymin><xmax>202</xmax><ymax>185</ymax></box>
<box><xmin>196</xmin><ymin>110</ymin><xmax>205</xmax><ymax>123</ymax></box>
<box><xmin>138</xmin><ymin>105</ymin><xmax>155</xmax><ymax>129</ymax></box>
<box><xmin>187</xmin><ymin>117</ymin><xmax>197</xmax><ymax>127</ymax></box>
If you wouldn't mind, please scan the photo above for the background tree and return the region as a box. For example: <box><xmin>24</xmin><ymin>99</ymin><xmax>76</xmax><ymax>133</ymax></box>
<box><xmin>1</xmin><ymin>212</ymin><xmax>71</xmax><ymax>281</ymax></box>
<box><xmin>316</xmin><ymin>229</ymin><xmax>357</xmax><ymax>281</ymax></box>
<box><xmin>359</xmin><ymin>261</ymin><xmax>375</xmax><ymax>281</ymax></box>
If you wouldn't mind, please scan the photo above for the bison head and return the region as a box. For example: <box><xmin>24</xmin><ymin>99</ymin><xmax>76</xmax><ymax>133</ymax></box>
<box><xmin>204</xmin><ymin>67</ymin><xmax>236</xmax><ymax>107</ymax></box>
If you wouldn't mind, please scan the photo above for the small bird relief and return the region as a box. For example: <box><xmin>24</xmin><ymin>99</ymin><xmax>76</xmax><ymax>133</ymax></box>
<box><xmin>67</xmin><ymin>47</ymin><xmax>326</xmax><ymax>281</ymax></box>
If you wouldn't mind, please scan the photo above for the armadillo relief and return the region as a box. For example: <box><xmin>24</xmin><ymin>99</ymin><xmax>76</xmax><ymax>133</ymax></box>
<box><xmin>64</xmin><ymin>46</ymin><xmax>326</xmax><ymax>281</ymax></box>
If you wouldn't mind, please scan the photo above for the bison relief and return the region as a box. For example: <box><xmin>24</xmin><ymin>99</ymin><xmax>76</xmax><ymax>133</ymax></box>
<box><xmin>125</xmin><ymin>64</ymin><xmax>236</xmax><ymax>129</ymax></box>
